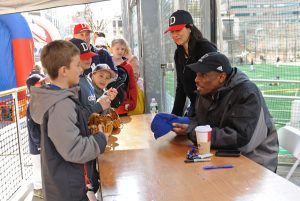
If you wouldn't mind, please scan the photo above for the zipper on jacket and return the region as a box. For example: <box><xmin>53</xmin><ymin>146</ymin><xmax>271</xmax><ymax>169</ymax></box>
<box><xmin>183</xmin><ymin>56</ymin><xmax>191</xmax><ymax>74</ymax></box>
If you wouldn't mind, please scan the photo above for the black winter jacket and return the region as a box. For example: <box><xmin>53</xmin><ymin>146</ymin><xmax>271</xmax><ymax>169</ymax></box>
<box><xmin>187</xmin><ymin>69</ymin><xmax>279</xmax><ymax>171</ymax></box>
<box><xmin>26</xmin><ymin>105</ymin><xmax>41</xmax><ymax>155</ymax></box>
<box><xmin>172</xmin><ymin>39</ymin><xmax>217</xmax><ymax>116</ymax></box>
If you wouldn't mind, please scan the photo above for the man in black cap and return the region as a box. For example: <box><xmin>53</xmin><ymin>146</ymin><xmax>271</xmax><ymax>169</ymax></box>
<box><xmin>26</xmin><ymin>72</ymin><xmax>46</xmax><ymax>199</ymax></box>
<box><xmin>173</xmin><ymin>52</ymin><xmax>279</xmax><ymax>172</ymax></box>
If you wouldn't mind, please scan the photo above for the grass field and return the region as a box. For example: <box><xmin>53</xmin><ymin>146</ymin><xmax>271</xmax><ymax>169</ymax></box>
<box><xmin>165</xmin><ymin>63</ymin><xmax>300</xmax><ymax>127</ymax></box>
<box><xmin>239</xmin><ymin>63</ymin><xmax>300</xmax><ymax>127</ymax></box>
<box><xmin>165</xmin><ymin>63</ymin><xmax>300</xmax><ymax>155</ymax></box>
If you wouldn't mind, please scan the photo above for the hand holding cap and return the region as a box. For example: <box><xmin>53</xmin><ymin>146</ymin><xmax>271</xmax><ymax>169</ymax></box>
<box><xmin>151</xmin><ymin>113</ymin><xmax>190</xmax><ymax>139</ymax></box>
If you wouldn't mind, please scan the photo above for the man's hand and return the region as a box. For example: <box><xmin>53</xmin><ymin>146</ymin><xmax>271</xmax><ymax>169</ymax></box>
<box><xmin>106</xmin><ymin>87</ymin><xmax>118</xmax><ymax>101</ymax></box>
<box><xmin>97</xmin><ymin>95</ymin><xmax>111</xmax><ymax>110</ymax></box>
<box><xmin>172</xmin><ymin>123</ymin><xmax>189</xmax><ymax>135</ymax></box>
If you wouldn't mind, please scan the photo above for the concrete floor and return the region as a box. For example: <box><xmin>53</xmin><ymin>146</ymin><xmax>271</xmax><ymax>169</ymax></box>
<box><xmin>276</xmin><ymin>154</ymin><xmax>300</xmax><ymax>186</ymax></box>
<box><xmin>22</xmin><ymin>189</ymin><xmax>43</xmax><ymax>201</ymax></box>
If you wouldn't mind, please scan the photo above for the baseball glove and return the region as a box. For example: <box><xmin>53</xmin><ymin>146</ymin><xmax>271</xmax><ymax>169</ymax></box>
<box><xmin>108</xmin><ymin>108</ymin><xmax>121</xmax><ymax>129</ymax></box>
<box><xmin>88</xmin><ymin>113</ymin><xmax>114</xmax><ymax>135</ymax></box>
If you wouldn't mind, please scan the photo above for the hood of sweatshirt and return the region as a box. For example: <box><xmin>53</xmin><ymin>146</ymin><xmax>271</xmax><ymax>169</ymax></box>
<box><xmin>225</xmin><ymin>68</ymin><xmax>249</xmax><ymax>89</ymax></box>
<box><xmin>29</xmin><ymin>86</ymin><xmax>79</xmax><ymax>124</ymax></box>
<box><xmin>214</xmin><ymin>68</ymin><xmax>249</xmax><ymax>95</ymax></box>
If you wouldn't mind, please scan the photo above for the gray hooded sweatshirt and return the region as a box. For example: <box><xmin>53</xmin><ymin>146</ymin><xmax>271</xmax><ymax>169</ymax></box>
<box><xmin>30</xmin><ymin>86</ymin><xmax>107</xmax><ymax>201</ymax></box>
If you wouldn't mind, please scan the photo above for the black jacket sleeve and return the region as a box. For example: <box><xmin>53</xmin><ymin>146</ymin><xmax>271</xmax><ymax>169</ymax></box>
<box><xmin>27</xmin><ymin>106</ymin><xmax>41</xmax><ymax>154</ymax></box>
<box><xmin>187</xmin><ymin>91</ymin><xmax>262</xmax><ymax>149</ymax></box>
<box><xmin>172</xmin><ymin>76</ymin><xmax>186</xmax><ymax>116</ymax></box>
<box><xmin>93</xmin><ymin>132</ymin><xmax>107</xmax><ymax>153</ymax></box>
<box><xmin>171</xmin><ymin>50</ymin><xmax>186</xmax><ymax>116</ymax></box>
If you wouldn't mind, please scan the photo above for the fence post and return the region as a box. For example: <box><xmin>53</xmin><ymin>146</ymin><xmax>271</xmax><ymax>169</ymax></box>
<box><xmin>12</xmin><ymin>91</ymin><xmax>25</xmax><ymax>180</ymax></box>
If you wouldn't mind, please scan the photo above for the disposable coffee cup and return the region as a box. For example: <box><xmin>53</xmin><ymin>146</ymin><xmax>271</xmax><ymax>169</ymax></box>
<box><xmin>195</xmin><ymin>125</ymin><xmax>212</xmax><ymax>154</ymax></box>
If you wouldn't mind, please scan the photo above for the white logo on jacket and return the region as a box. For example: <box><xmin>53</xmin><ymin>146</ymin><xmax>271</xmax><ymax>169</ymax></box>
<box><xmin>88</xmin><ymin>95</ymin><xmax>96</xmax><ymax>102</ymax></box>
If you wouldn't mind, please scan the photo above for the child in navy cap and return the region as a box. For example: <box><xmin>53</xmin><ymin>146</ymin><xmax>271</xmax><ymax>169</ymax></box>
<box><xmin>26</xmin><ymin>72</ymin><xmax>46</xmax><ymax>199</ymax></box>
<box><xmin>90</xmin><ymin>63</ymin><xmax>118</xmax><ymax>113</ymax></box>
<box><xmin>69</xmin><ymin>38</ymin><xmax>114</xmax><ymax>114</ymax></box>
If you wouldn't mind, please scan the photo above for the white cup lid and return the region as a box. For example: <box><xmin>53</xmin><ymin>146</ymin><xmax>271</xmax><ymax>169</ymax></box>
<box><xmin>195</xmin><ymin>125</ymin><xmax>212</xmax><ymax>132</ymax></box>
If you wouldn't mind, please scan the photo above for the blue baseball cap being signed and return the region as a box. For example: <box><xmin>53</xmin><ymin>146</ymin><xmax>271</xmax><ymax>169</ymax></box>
<box><xmin>151</xmin><ymin>113</ymin><xmax>190</xmax><ymax>139</ymax></box>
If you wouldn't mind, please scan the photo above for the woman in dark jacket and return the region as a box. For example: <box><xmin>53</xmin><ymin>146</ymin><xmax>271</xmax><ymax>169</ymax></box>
<box><xmin>164</xmin><ymin>10</ymin><xmax>217</xmax><ymax>117</ymax></box>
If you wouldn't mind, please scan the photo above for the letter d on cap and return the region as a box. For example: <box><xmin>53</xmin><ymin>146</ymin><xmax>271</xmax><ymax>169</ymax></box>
<box><xmin>81</xmin><ymin>43</ymin><xmax>89</xmax><ymax>51</ymax></box>
<box><xmin>169</xmin><ymin>16</ymin><xmax>176</xmax><ymax>25</ymax></box>
<box><xmin>81</xmin><ymin>23</ymin><xmax>88</xmax><ymax>28</ymax></box>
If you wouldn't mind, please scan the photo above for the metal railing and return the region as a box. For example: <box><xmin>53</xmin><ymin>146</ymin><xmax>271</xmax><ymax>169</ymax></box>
<box><xmin>0</xmin><ymin>86</ymin><xmax>31</xmax><ymax>201</ymax></box>
<box><xmin>251</xmin><ymin>79</ymin><xmax>300</xmax><ymax>127</ymax></box>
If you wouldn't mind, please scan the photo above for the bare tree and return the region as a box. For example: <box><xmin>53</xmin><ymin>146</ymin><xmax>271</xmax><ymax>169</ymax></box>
<box><xmin>84</xmin><ymin>4</ymin><xmax>107</xmax><ymax>32</ymax></box>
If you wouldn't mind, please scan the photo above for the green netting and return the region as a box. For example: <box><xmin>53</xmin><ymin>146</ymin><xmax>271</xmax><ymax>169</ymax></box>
<box><xmin>238</xmin><ymin>63</ymin><xmax>300</xmax><ymax>127</ymax></box>
<box><xmin>279</xmin><ymin>147</ymin><xmax>292</xmax><ymax>155</ymax></box>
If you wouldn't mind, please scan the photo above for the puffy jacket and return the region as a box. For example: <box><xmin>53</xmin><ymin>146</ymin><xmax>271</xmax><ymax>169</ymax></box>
<box><xmin>187</xmin><ymin>68</ymin><xmax>279</xmax><ymax>171</ymax></box>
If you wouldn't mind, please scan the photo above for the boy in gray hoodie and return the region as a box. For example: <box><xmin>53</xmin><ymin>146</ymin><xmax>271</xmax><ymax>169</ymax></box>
<box><xmin>30</xmin><ymin>40</ymin><xmax>107</xmax><ymax>201</ymax></box>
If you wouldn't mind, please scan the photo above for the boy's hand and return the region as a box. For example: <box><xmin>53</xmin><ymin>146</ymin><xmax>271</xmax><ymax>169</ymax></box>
<box><xmin>172</xmin><ymin>123</ymin><xmax>188</xmax><ymax>135</ymax></box>
<box><xmin>98</xmin><ymin>124</ymin><xmax>109</xmax><ymax>142</ymax></box>
<box><xmin>97</xmin><ymin>95</ymin><xmax>111</xmax><ymax>110</ymax></box>
<box><xmin>107</xmin><ymin>88</ymin><xmax>118</xmax><ymax>100</ymax></box>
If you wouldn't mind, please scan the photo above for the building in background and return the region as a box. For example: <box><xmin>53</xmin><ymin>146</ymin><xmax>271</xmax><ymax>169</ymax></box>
<box><xmin>220</xmin><ymin>0</ymin><xmax>300</xmax><ymax>64</ymax></box>
<box><xmin>112</xmin><ymin>16</ymin><xmax>123</xmax><ymax>36</ymax></box>
<box><xmin>26</xmin><ymin>1</ymin><xmax>123</xmax><ymax>43</ymax></box>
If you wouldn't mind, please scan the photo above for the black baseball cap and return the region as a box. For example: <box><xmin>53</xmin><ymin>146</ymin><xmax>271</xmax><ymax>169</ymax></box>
<box><xmin>164</xmin><ymin>10</ymin><xmax>193</xmax><ymax>33</ymax></box>
<box><xmin>69</xmin><ymin>38</ymin><xmax>96</xmax><ymax>60</ymax></box>
<box><xmin>187</xmin><ymin>52</ymin><xmax>233</xmax><ymax>74</ymax></box>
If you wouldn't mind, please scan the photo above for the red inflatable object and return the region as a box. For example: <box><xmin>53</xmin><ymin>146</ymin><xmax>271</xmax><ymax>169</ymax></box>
<box><xmin>12</xmin><ymin>38</ymin><xmax>34</xmax><ymax>88</ymax></box>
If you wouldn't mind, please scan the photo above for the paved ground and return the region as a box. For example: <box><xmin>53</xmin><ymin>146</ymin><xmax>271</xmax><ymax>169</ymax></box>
<box><xmin>22</xmin><ymin>188</ymin><xmax>43</xmax><ymax>201</ymax></box>
<box><xmin>277</xmin><ymin>154</ymin><xmax>300</xmax><ymax>186</ymax></box>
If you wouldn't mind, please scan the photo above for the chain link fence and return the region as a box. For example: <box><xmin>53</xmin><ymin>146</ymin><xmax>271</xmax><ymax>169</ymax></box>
<box><xmin>159</xmin><ymin>0</ymin><xmax>300</xmax><ymax>128</ymax></box>
<box><xmin>219</xmin><ymin>0</ymin><xmax>300</xmax><ymax>128</ymax></box>
<box><xmin>0</xmin><ymin>87</ymin><xmax>31</xmax><ymax>201</ymax></box>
